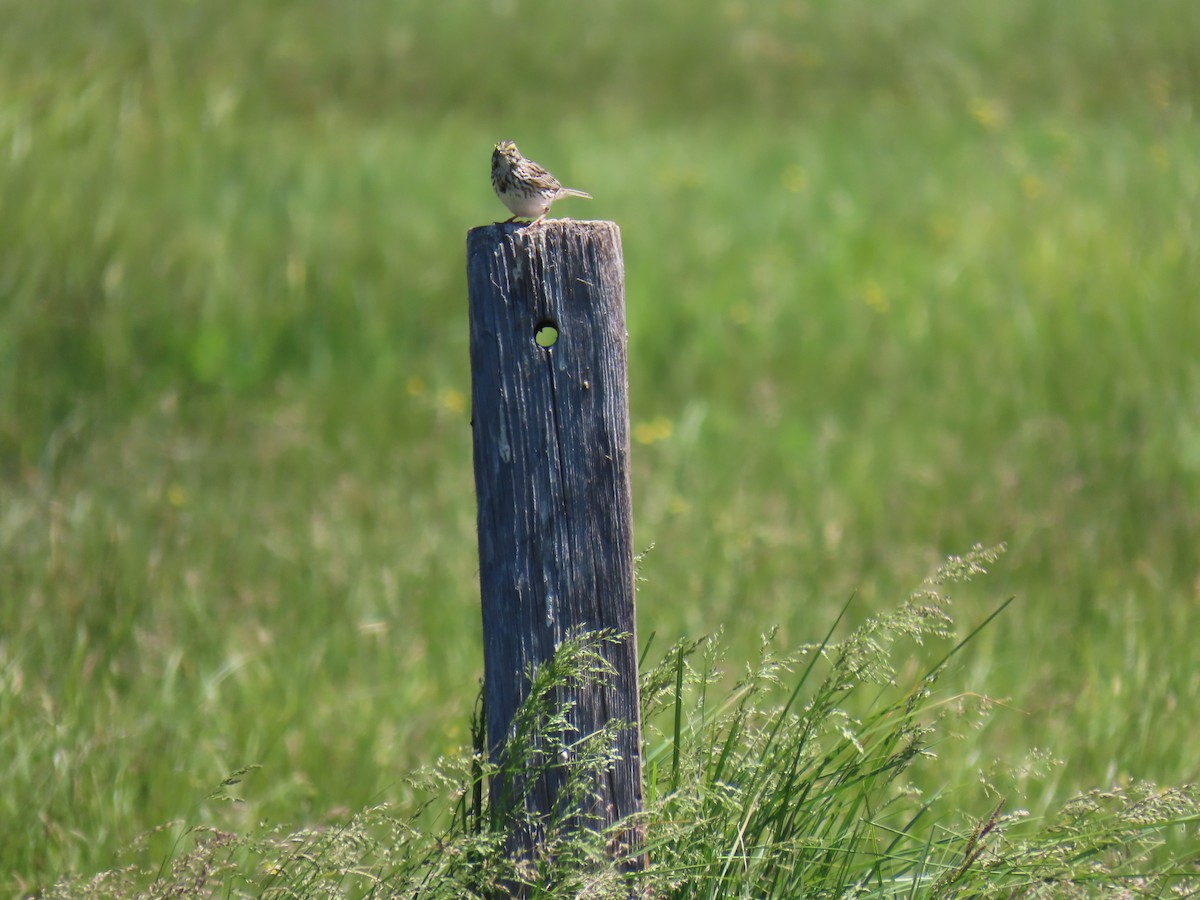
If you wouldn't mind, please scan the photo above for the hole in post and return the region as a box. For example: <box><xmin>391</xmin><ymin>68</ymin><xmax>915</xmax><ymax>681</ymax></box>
<box><xmin>535</xmin><ymin>321</ymin><xmax>559</xmax><ymax>348</ymax></box>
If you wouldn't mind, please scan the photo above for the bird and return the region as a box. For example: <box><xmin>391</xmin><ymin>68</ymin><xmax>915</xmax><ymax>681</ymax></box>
<box><xmin>491</xmin><ymin>140</ymin><xmax>591</xmax><ymax>224</ymax></box>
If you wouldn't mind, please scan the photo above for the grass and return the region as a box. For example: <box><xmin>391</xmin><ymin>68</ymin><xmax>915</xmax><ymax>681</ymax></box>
<box><xmin>1</xmin><ymin>0</ymin><xmax>1199</xmax><ymax>894</ymax></box>
<box><xmin>37</xmin><ymin>550</ymin><xmax>1200</xmax><ymax>896</ymax></box>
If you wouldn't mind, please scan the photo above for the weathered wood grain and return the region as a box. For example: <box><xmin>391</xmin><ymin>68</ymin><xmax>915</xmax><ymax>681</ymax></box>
<box><xmin>466</xmin><ymin>220</ymin><xmax>644</xmax><ymax>868</ymax></box>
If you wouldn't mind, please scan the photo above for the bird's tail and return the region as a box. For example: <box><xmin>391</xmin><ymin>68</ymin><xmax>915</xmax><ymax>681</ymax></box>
<box><xmin>561</xmin><ymin>188</ymin><xmax>592</xmax><ymax>200</ymax></box>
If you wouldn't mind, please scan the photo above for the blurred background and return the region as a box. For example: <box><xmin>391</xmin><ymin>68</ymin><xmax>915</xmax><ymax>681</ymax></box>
<box><xmin>1</xmin><ymin>0</ymin><xmax>1198</xmax><ymax>892</ymax></box>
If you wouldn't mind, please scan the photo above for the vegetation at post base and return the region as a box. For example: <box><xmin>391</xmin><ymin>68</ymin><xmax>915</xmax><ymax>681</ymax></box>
<box><xmin>41</xmin><ymin>547</ymin><xmax>1200</xmax><ymax>897</ymax></box>
<box><xmin>3</xmin><ymin>0</ymin><xmax>1199</xmax><ymax>895</ymax></box>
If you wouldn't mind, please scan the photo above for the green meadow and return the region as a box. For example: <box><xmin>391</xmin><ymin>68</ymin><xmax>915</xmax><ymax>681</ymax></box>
<box><xmin>2</xmin><ymin>0</ymin><xmax>1198</xmax><ymax>894</ymax></box>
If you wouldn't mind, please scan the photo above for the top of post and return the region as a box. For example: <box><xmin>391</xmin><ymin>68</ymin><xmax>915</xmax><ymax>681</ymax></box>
<box><xmin>468</xmin><ymin>218</ymin><xmax>619</xmax><ymax>242</ymax></box>
<box><xmin>467</xmin><ymin>220</ymin><xmax>622</xmax><ymax>268</ymax></box>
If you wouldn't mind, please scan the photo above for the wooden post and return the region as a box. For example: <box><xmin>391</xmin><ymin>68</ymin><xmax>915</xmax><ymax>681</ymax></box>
<box><xmin>466</xmin><ymin>220</ymin><xmax>644</xmax><ymax>869</ymax></box>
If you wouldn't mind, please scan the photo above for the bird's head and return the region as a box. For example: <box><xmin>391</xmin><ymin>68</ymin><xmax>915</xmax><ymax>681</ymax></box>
<box><xmin>493</xmin><ymin>140</ymin><xmax>521</xmax><ymax>169</ymax></box>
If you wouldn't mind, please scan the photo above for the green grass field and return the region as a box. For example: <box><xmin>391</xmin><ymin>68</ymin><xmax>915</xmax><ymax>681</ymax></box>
<box><xmin>2</xmin><ymin>0</ymin><xmax>1199</xmax><ymax>894</ymax></box>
